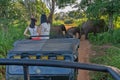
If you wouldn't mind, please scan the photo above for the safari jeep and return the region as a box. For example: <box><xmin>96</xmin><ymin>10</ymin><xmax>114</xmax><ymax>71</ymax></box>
<box><xmin>6</xmin><ymin>38</ymin><xmax>80</xmax><ymax>80</ymax></box>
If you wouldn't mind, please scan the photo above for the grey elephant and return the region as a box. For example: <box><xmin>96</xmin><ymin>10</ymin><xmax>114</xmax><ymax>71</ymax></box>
<box><xmin>67</xmin><ymin>27</ymin><xmax>81</xmax><ymax>39</ymax></box>
<box><xmin>50</xmin><ymin>24</ymin><xmax>67</xmax><ymax>38</ymax></box>
<box><xmin>81</xmin><ymin>19</ymin><xmax>107</xmax><ymax>39</ymax></box>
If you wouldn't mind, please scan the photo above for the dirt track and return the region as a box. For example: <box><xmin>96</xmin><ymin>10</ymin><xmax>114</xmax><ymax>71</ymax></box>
<box><xmin>65</xmin><ymin>26</ymin><xmax>91</xmax><ymax>80</ymax></box>
<box><xmin>77</xmin><ymin>35</ymin><xmax>91</xmax><ymax>80</ymax></box>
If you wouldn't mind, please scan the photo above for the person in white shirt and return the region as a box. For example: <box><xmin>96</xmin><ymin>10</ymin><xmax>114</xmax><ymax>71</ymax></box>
<box><xmin>24</xmin><ymin>15</ymin><xmax>40</xmax><ymax>39</ymax></box>
<box><xmin>40</xmin><ymin>14</ymin><xmax>50</xmax><ymax>39</ymax></box>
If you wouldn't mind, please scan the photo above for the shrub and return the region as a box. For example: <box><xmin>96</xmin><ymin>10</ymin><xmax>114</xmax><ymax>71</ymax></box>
<box><xmin>64</xmin><ymin>19</ymin><xmax>74</xmax><ymax>24</ymax></box>
<box><xmin>89</xmin><ymin>29</ymin><xmax>120</xmax><ymax>45</ymax></box>
<box><xmin>53</xmin><ymin>20</ymin><xmax>64</xmax><ymax>26</ymax></box>
<box><xmin>90</xmin><ymin>45</ymin><xmax>120</xmax><ymax>80</ymax></box>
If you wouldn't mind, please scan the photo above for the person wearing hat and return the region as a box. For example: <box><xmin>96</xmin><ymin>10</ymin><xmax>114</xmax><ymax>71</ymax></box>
<box><xmin>24</xmin><ymin>15</ymin><xmax>40</xmax><ymax>39</ymax></box>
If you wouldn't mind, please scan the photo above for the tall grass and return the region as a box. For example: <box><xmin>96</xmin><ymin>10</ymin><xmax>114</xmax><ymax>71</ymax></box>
<box><xmin>89</xmin><ymin>28</ymin><xmax>120</xmax><ymax>80</ymax></box>
<box><xmin>0</xmin><ymin>21</ymin><xmax>26</xmax><ymax>79</ymax></box>
<box><xmin>0</xmin><ymin>25</ymin><xmax>25</xmax><ymax>57</ymax></box>
<box><xmin>89</xmin><ymin>29</ymin><xmax>120</xmax><ymax>45</ymax></box>
<box><xmin>90</xmin><ymin>46</ymin><xmax>120</xmax><ymax>80</ymax></box>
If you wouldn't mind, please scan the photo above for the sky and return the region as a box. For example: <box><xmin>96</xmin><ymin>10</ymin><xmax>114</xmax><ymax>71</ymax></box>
<box><xmin>55</xmin><ymin>0</ymin><xmax>81</xmax><ymax>13</ymax></box>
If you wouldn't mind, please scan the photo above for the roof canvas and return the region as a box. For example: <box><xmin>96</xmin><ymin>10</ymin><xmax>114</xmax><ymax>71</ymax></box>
<box><xmin>11</xmin><ymin>38</ymin><xmax>79</xmax><ymax>52</ymax></box>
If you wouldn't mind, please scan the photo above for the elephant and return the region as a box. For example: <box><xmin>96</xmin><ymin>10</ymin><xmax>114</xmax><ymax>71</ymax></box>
<box><xmin>66</xmin><ymin>27</ymin><xmax>81</xmax><ymax>39</ymax></box>
<box><xmin>50</xmin><ymin>24</ymin><xmax>81</xmax><ymax>39</ymax></box>
<box><xmin>81</xmin><ymin>19</ymin><xmax>107</xmax><ymax>39</ymax></box>
<box><xmin>50</xmin><ymin>24</ymin><xmax>67</xmax><ymax>38</ymax></box>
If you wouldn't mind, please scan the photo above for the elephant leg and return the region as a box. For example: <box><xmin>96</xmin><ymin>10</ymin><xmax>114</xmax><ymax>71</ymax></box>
<box><xmin>85</xmin><ymin>33</ymin><xmax>88</xmax><ymax>39</ymax></box>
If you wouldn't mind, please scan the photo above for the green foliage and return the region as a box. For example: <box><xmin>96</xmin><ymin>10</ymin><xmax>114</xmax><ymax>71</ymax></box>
<box><xmin>115</xmin><ymin>17</ymin><xmax>120</xmax><ymax>28</ymax></box>
<box><xmin>90</xmin><ymin>45</ymin><xmax>120</xmax><ymax>80</ymax></box>
<box><xmin>74</xmin><ymin>18</ymin><xmax>87</xmax><ymax>27</ymax></box>
<box><xmin>56</xmin><ymin>0</ymin><xmax>77</xmax><ymax>8</ymax></box>
<box><xmin>0</xmin><ymin>0</ymin><xmax>11</xmax><ymax>18</ymax></box>
<box><xmin>89</xmin><ymin>29</ymin><xmax>120</xmax><ymax>45</ymax></box>
<box><xmin>79</xmin><ymin>0</ymin><xmax>120</xmax><ymax>29</ymax></box>
<box><xmin>52</xmin><ymin>20</ymin><xmax>64</xmax><ymax>26</ymax></box>
<box><xmin>80</xmin><ymin>0</ymin><xmax>120</xmax><ymax>19</ymax></box>
<box><xmin>91</xmin><ymin>46</ymin><xmax>120</xmax><ymax>66</ymax></box>
<box><xmin>32</xmin><ymin>0</ymin><xmax>49</xmax><ymax>17</ymax></box>
<box><xmin>0</xmin><ymin>19</ymin><xmax>25</xmax><ymax>79</ymax></box>
<box><xmin>64</xmin><ymin>19</ymin><xmax>74</xmax><ymax>24</ymax></box>
<box><xmin>0</xmin><ymin>19</ymin><xmax>26</xmax><ymax>73</ymax></box>
<box><xmin>114</xmin><ymin>44</ymin><xmax>120</xmax><ymax>48</ymax></box>
<box><xmin>0</xmin><ymin>25</ymin><xmax>24</xmax><ymax>57</ymax></box>
<box><xmin>68</xmin><ymin>11</ymin><xmax>84</xmax><ymax>19</ymax></box>
<box><xmin>0</xmin><ymin>0</ymin><xmax>49</xmax><ymax>21</ymax></box>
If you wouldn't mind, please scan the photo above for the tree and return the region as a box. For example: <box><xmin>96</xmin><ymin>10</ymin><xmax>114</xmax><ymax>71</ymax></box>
<box><xmin>21</xmin><ymin>0</ymin><xmax>49</xmax><ymax>18</ymax></box>
<box><xmin>0</xmin><ymin>0</ymin><xmax>23</xmax><ymax>28</ymax></box>
<box><xmin>0</xmin><ymin>0</ymin><xmax>13</xmax><ymax>18</ymax></box>
<box><xmin>68</xmin><ymin>11</ymin><xmax>84</xmax><ymax>19</ymax></box>
<box><xmin>79</xmin><ymin>0</ymin><xmax>120</xmax><ymax>30</ymax></box>
<box><xmin>42</xmin><ymin>0</ymin><xmax>77</xmax><ymax>25</ymax></box>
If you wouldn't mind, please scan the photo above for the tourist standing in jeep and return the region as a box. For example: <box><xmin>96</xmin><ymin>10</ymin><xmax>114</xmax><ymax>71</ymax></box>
<box><xmin>40</xmin><ymin>14</ymin><xmax>51</xmax><ymax>39</ymax></box>
<box><xmin>24</xmin><ymin>15</ymin><xmax>40</xmax><ymax>39</ymax></box>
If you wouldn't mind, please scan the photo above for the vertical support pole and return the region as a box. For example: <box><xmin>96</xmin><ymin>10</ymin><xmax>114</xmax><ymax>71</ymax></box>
<box><xmin>23</xmin><ymin>65</ymin><xmax>29</xmax><ymax>80</ymax></box>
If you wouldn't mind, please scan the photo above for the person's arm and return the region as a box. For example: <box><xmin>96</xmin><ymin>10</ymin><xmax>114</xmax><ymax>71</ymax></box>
<box><xmin>37</xmin><ymin>26</ymin><xmax>41</xmax><ymax>35</ymax></box>
<box><xmin>23</xmin><ymin>27</ymin><xmax>30</xmax><ymax>37</ymax></box>
<box><xmin>62</xmin><ymin>31</ymin><xmax>66</xmax><ymax>35</ymax></box>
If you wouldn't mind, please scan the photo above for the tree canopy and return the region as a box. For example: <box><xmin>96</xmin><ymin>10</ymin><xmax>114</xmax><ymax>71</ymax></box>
<box><xmin>79</xmin><ymin>0</ymin><xmax>120</xmax><ymax>29</ymax></box>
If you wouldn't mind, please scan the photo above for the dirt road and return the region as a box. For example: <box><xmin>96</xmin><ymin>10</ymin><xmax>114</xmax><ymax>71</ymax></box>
<box><xmin>65</xmin><ymin>25</ymin><xmax>91</xmax><ymax>80</ymax></box>
<box><xmin>77</xmin><ymin>35</ymin><xmax>91</xmax><ymax>80</ymax></box>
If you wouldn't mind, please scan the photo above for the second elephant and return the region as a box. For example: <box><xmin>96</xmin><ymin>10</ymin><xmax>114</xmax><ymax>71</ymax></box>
<box><xmin>81</xmin><ymin>19</ymin><xmax>107</xmax><ymax>39</ymax></box>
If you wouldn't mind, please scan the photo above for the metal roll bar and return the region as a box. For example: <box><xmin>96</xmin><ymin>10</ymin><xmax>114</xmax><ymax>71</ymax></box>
<box><xmin>0</xmin><ymin>59</ymin><xmax>120</xmax><ymax>80</ymax></box>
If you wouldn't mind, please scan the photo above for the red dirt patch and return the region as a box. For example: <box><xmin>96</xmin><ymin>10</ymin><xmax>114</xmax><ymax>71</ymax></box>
<box><xmin>65</xmin><ymin>25</ymin><xmax>73</xmax><ymax>30</ymax></box>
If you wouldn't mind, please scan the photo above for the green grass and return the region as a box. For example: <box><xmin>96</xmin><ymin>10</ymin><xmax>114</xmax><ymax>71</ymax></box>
<box><xmin>0</xmin><ymin>20</ymin><xmax>26</xmax><ymax>79</ymax></box>
<box><xmin>88</xmin><ymin>28</ymin><xmax>120</xmax><ymax>80</ymax></box>
<box><xmin>0</xmin><ymin>27</ymin><xmax>24</xmax><ymax>56</ymax></box>
<box><xmin>89</xmin><ymin>29</ymin><xmax>120</xmax><ymax>45</ymax></box>
<box><xmin>90</xmin><ymin>44</ymin><xmax>120</xmax><ymax>80</ymax></box>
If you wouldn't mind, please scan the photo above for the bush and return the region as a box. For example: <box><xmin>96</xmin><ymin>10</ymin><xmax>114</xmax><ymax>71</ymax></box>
<box><xmin>53</xmin><ymin>20</ymin><xmax>64</xmax><ymax>26</ymax></box>
<box><xmin>0</xmin><ymin>20</ymin><xmax>25</xmax><ymax>79</ymax></box>
<box><xmin>90</xmin><ymin>45</ymin><xmax>120</xmax><ymax>80</ymax></box>
<box><xmin>64</xmin><ymin>19</ymin><xmax>74</xmax><ymax>24</ymax></box>
<box><xmin>89</xmin><ymin>29</ymin><xmax>120</xmax><ymax>45</ymax></box>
